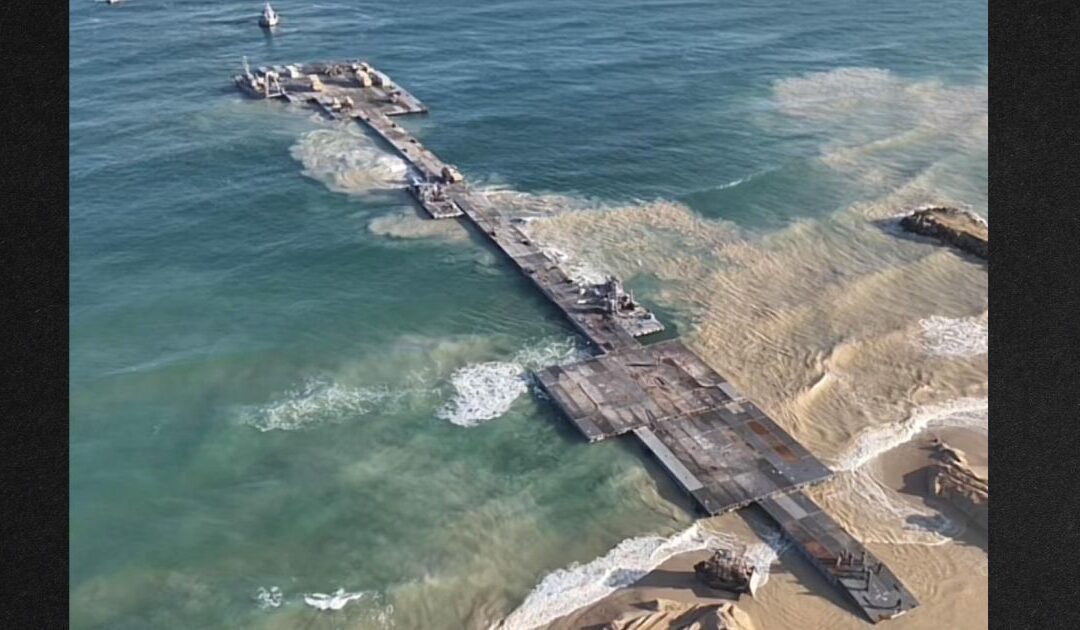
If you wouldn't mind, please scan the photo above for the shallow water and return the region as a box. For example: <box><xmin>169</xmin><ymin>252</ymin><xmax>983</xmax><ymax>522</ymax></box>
<box><xmin>71</xmin><ymin>1</ymin><xmax>986</xmax><ymax>628</ymax></box>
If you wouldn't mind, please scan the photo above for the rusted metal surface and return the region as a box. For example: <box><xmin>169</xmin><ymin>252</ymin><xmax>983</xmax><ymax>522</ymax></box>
<box><xmin>759</xmin><ymin>492</ymin><xmax>919</xmax><ymax>623</ymax></box>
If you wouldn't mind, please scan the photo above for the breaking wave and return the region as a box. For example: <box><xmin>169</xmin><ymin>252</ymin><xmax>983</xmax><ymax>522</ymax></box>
<box><xmin>834</xmin><ymin>397</ymin><xmax>988</xmax><ymax>472</ymax></box>
<box><xmin>771</xmin><ymin>67</ymin><xmax>987</xmax><ymax>187</ymax></box>
<box><xmin>239</xmin><ymin>378</ymin><xmax>402</xmax><ymax>432</ymax></box>
<box><xmin>438</xmin><ymin>362</ymin><xmax>528</xmax><ymax>427</ymax></box>
<box><xmin>304</xmin><ymin>588</ymin><xmax>368</xmax><ymax>611</ymax></box>
<box><xmin>743</xmin><ymin>528</ymin><xmax>790</xmax><ymax>582</ymax></box>
<box><xmin>301</xmin><ymin>588</ymin><xmax>395</xmax><ymax>624</ymax></box>
<box><xmin>498</xmin><ymin>523</ymin><xmax>741</xmax><ymax>630</ymax></box>
<box><xmin>253</xmin><ymin>586</ymin><xmax>283</xmax><ymax>609</ymax></box>
<box><xmin>539</xmin><ymin>246</ymin><xmax>610</xmax><ymax>286</ymax></box>
<box><xmin>813</xmin><ymin>398</ymin><xmax>988</xmax><ymax>546</ymax></box>
<box><xmin>919</xmin><ymin>315</ymin><xmax>988</xmax><ymax>357</ymax></box>
<box><xmin>499</xmin><ymin>523</ymin><xmax>787</xmax><ymax>630</ymax></box>
<box><xmin>290</xmin><ymin>125</ymin><xmax>409</xmax><ymax>196</ymax></box>
<box><xmin>437</xmin><ymin>338</ymin><xmax>587</xmax><ymax>427</ymax></box>
<box><xmin>822</xmin><ymin>469</ymin><xmax>965</xmax><ymax>546</ymax></box>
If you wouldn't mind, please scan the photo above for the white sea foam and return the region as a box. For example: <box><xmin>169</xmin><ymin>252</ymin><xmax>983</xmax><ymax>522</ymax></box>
<box><xmin>290</xmin><ymin>126</ymin><xmax>408</xmax><ymax>196</ymax></box>
<box><xmin>714</xmin><ymin>168</ymin><xmax>775</xmax><ymax>191</ymax></box>
<box><xmin>539</xmin><ymin>247</ymin><xmax>609</xmax><ymax>286</ymax></box>
<box><xmin>437</xmin><ymin>362</ymin><xmax>527</xmax><ymax>427</ymax></box>
<box><xmin>512</xmin><ymin>338</ymin><xmax>590</xmax><ymax>371</ymax></box>
<box><xmin>744</xmin><ymin>527</ymin><xmax>790</xmax><ymax>582</ymax></box>
<box><xmin>303</xmin><ymin>588</ymin><xmax>368</xmax><ymax>611</ymax></box>
<box><xmin>919</xmin><ymin>315</ymin><xmax>988</xmax><ymax>357</ymax></box>
<box><xmin>240</xmin><ymin>378</ymin><xmax>397</xmax><ymax>432</ymax></box>
<box><xmin>438</xmin><ymin>339</ymin><xmax>587</xmax><ymax>427</ymax></box>
<box><xmin>498</xmin><ymin>523</ymin><xmax>740</xmax><ymax>630</ymax></box>
<box><xmin>254</xmin><ymin>586</ymin><xmax>283</xmax><ymax>609</ymax></box>
<box><xmin>834</xmin><ymin>397</ymin><xmax>988</xmax><ymax>472</ymax></box>
<box><xmin>808</xmin><ymin>399</ymin><xmax>988</xmax><ymax>547</ymax></box>
<box><xmin>826</xmin><ymin>468</ymin><xmax>964</xmax><ymax>546</ymax></box>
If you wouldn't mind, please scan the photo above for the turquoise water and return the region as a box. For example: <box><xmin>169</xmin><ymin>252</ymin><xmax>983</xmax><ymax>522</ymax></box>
<box><xmin>70</xmin><ymin>1</ymin><xmax>986</xmax><ymax>628</ymax></box>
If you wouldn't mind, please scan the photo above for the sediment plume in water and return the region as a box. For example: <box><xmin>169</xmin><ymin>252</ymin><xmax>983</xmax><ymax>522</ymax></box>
<box><xmin>368</xmin><ymin>209</ymin><xmax>470</xmax><ymax>242</ymax></box>
<box><xmin>501</xmin><ymin>67</ymin><xmax>987</xmax><ymax>629</ymax></box>
<box><xmin>290</xmin><ymin>123</ymin><xmax>409</xmax><ymax>196</ymax></box>
<box><xmin>270</xmin><ymin>66</ymin><xmax>985</xmax><ymax>629</ymax></box>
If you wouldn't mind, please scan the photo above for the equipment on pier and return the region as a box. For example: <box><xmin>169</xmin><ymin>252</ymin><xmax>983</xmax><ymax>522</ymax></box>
<box><xmin>408</xmin><ymin>176</ymin><xmax>448</xmax><ymax>202</ymax></box>
<box><xmin>593</xmin><ymin>276</ymin><xmax>646</xmax><ymax>317</ymax></box>
<box><xmin>441</xmin><ymin>165</ymin><xmax>464</xmax><ymax>184</ymax></box>
<box><xmin>259</xmin><ymin>2</ymin><xmax>280</xmax><ymax>28</ymax></box>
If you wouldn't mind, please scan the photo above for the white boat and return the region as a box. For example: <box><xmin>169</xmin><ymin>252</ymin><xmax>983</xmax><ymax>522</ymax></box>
<box><xmin>258</xmin><ymin>2</ymin><xmax>280</xmax><ymax>28</ymax></box>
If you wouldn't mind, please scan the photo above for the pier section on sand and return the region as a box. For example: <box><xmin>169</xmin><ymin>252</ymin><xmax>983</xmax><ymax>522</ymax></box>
<box><xmin>759</xmin><ymin>492</ymin><xmax>920</xmax><ymax>622</ymax></box>
<box><xmin>234</xmin><ymin>58</ymin><xmax>918</xmax><ymax>624</ymax></box>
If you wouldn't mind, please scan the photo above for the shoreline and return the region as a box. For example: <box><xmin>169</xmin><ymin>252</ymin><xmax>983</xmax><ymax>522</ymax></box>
<box><xmin>530</xmin><ymin>425</ymin><xmax>987</xmax><ymax>630</ymax></box>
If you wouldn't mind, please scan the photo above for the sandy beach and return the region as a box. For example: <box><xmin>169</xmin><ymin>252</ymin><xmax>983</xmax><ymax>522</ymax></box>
<box><xmin>544</xmin><ymin>425</ymin><xmax>987</xmax><ymax>630</ymax></box>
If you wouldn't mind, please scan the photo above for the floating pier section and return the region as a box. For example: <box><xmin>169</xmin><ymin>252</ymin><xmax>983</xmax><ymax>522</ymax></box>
<box><xmin>234</xmin><ymin>59</ymin><xmax>919</xmax><ymax>623</ymax></box>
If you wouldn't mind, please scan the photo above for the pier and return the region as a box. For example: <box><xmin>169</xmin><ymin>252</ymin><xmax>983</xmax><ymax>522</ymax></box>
<box><xmin>234</xmin><ymin>59</ymin><xmax>919</xmax><ymax>623</ymax></box>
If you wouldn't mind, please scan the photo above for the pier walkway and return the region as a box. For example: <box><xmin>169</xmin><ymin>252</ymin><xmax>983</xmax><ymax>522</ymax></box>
<box><xmin>234</xmin><ymin>59</ymin><xmax>918</xmax><ymax>623</ymax></box>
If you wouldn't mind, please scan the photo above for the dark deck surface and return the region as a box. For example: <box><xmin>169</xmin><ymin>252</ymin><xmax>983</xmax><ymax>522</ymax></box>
<box><xmin>534</xmin><ymin>340</ymin><xmax>833</xmax><ymax>513</ymax></box>
<box><xmin>235</xmin><ymin>59</ymin><xmax>919</xmax><ymax>624</ymax></box>
<box><xmin>760</xmin><ymin>492</ymin><xmax>920</xmax><ymax>622</ymax></box>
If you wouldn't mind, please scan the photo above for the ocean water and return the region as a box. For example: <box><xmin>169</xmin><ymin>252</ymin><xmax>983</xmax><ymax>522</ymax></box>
<box><xmin>70</xmin><ymin>1</ymin><xmax>987</xmax><ymax>628</ymax></box>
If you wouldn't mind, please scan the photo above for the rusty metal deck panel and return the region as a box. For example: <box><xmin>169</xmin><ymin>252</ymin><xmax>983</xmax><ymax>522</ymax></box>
<box><xmin>634</xmin><ymin>427</ymin><xmax>705</xmax><ymax>493</ymax></box>
<box><xmin>760</xmin><ymin>492</ymin><xmax>920</xmax><ymax>623</ymax></box>
<box><xmin>535</xmin><ymin>340</ymin><xmax>832</xmax><ymax>514</ymax></box>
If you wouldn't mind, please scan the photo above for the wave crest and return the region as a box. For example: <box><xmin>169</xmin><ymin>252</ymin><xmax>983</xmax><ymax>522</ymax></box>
<box><xmin>498</xmin><ymin>523</ymin><xmax>740</xmax><ymax>630</ymax></box>
<box><xmin>834</xmin><ymin>397</ymin><xmax>988</xmax><ymax>472</ymax></box>
<box><xmin>438</xmin><ymin>338</ymin><xmax>587</xmax><ymax>427</ymax></box>
<box><xmin>240</xmin><ymin>378</ymin><xmax>400</xmax><ymax>432</ymax></box>
<box><xmin>919</xmin><ymin>315</ymin><xmax>988</xmax><ymax>357</ymax></box>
